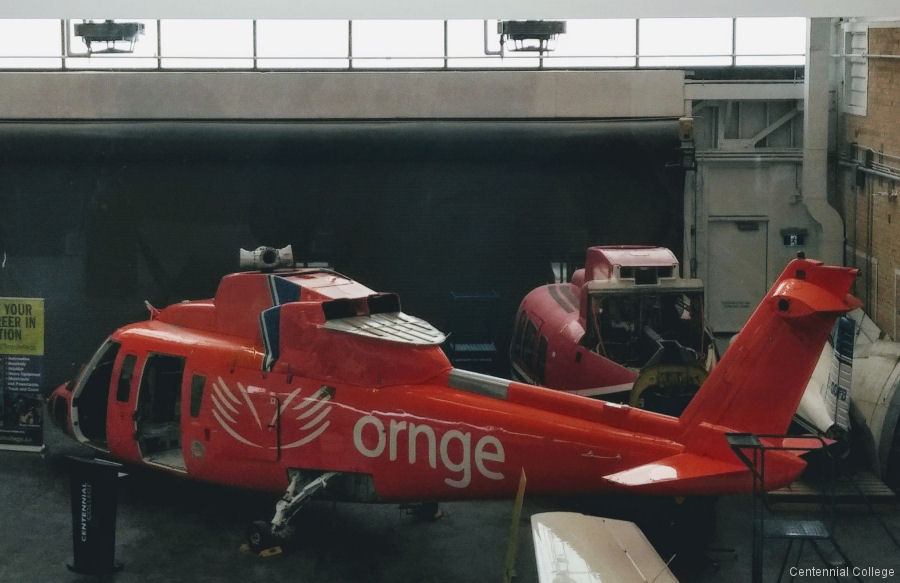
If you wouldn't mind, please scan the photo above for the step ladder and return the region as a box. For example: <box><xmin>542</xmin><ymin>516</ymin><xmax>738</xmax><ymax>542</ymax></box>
<box><xmin>726</xmin><ymin>433</ymin><xmax>861</xmax><ymax>583</ymax></box>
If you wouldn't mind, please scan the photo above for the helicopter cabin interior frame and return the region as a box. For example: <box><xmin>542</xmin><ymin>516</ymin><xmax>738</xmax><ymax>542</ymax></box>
<box><xmin>133</xmin><ymin>352</ymin><xmax>187</xmax><ymax>470</ymax></box>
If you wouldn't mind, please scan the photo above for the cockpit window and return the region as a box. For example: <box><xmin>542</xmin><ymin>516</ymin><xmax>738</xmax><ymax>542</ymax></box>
<box><xmin>73</xmin><ymin>338</ymin><xmax>121</xmax><ymax>442</ymax></box>
<box><xmin>522</xmin><ymin>320</ymin><xmax>538</xmax><ymax>370</ymax></box>
<box><xmin>511</xmin><ymin>311</ymin><xmax>527</xmax><ymax>360</ymax></box>
<box><xmin>591</xmin><ymin>291</ymin><xmax>704</xmax><ymax>367</ymax></box>
<box><xmin>536</xmin><ymin>335</ymin><xmax>548</xmax><ymax>382</ymax></box>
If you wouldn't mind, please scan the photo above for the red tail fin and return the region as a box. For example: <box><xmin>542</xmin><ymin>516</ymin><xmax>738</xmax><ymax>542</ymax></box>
<box><xmin>679</xmin><ymin>259</ymin><xmax>860</xmax><ymax>436</ymax></box>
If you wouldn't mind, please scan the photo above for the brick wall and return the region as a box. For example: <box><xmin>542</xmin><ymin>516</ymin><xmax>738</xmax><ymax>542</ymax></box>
<box><xmin>842</xmin><ymin>26</ymin><xmax>900</xmax><ymax>338</ymax></box>
<box><xmin>847</xmin><ymin>28</ymin><xmax>900</xmax><ymax>155</ymax></box>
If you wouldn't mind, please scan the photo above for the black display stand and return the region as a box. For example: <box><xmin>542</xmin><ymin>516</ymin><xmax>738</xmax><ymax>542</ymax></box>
<box><xmin>66</xmin><ymin>456</ymin><xmax>125</xmax><ymax>575</ymax></box>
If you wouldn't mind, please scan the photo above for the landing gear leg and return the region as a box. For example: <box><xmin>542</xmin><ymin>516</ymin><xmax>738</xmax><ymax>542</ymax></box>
<box><xmin>246</xmin><ymin>470</ymin><xmax>339</xmax><ymax>553</ymax></box>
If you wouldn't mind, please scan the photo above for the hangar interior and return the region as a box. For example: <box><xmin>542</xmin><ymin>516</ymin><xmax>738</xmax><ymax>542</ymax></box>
<box><xmin>0</xmin><ymin>27</ymin><xmax>845</xmax><ymax>377</ymax></box>
<box><xmin>1</xmin><ymin>4</ymin><xmax>900</xmax><ymax>583</ymax></box>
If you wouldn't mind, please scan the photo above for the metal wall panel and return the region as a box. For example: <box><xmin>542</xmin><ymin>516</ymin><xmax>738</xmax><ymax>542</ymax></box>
<box><xmin>0</xmin><ymin>70</ymin><xmax>685</xmax><ymax>120</ymax></box>
<box><xmin>707</xmin><ymin>219</ymin><xmax>768</xmax><ymax>332</ymax></box>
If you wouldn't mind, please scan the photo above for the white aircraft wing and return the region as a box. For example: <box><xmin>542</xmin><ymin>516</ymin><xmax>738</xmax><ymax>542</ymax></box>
<box><xmin>531</xmin><ymin>512</ymin><xmax>678</xmax><ymax>583</ymax></box>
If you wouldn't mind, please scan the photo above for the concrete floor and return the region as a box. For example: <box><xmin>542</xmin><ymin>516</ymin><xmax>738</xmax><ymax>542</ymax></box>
<box><xmin>2</xmin><ymin>424</ymin><xmax>899</xmax><ymax>583</ymax></box>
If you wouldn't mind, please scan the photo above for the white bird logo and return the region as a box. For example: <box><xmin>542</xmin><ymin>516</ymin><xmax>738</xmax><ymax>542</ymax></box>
<box><xmin>211</xmin><ymin>377</ymin><xmax>333</xmax><ymax>450</ymax></box>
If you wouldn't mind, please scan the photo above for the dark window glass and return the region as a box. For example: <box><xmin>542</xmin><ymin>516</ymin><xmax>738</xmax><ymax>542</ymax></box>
<box><xmin>522</xmin><ymin>321</ymin><xmax>538</xmax><ymax>371</ymax></box>
<box><xmin>82</xmin><ymin>340</ymin><xmax>120</xmax><ymax>398</ymax></box>
<box><xmin>190</xmin><ymin>375</ymin><xmax>206</xmax><ymax>418</ymax></box>
<box><xmin>75</xmin><ymin>339</ymin><xmax>121</xmax><ymax>441</ymax></box>
<box><xmin>511</xmin><ymin>311</ymin><xmax>527</xmax><ymax>360</ymax></box>
<box><xmin>536</xmin><ymin>336</ymin><xmax>548</xmax><ymax>382</ymax></box>
<box><xmin>116</xmin><ymin>354</ymin><xmax>137</xmax><ymax>402</ymax></box>
<box><xmin>635</xmin><ymin>267</ymin><xmax>658</xmax><ymax>285</ymax></box>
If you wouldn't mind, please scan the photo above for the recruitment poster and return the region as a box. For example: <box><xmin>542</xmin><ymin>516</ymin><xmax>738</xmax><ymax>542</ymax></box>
<box><xmin>0</xmin><ymin>297</ymin><xmax>45</xmax><ymax>452</ymax></box>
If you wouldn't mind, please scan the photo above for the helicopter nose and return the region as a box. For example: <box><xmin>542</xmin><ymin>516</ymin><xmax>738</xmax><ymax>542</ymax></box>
<box><xmin>47</xmin><ymin>384</ymin><xmax>73</xmax><ymax>436</ymax></box>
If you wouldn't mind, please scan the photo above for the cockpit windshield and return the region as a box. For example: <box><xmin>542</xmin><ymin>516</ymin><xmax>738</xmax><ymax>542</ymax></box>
<box><xmin>584</xmin><ymin>290</ymin><xmax>705</xmax><ymax>368</ymax></box>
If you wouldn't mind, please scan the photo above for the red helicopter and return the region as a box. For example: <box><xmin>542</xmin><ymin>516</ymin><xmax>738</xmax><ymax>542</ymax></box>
<box><xmin>49</xmin><ymin>246</ymin><xmax>859</xmax><ymax>550</ymax></box>
<box><xmin>510</xmin><ymin>246</ymin><xmax>718</xmax><ymax>415</ymax></box>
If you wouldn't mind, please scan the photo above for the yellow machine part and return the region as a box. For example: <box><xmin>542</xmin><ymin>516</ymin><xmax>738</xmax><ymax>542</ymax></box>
<box><xmin>630</xmin><ymin>364</ymin><xmax>709</xmax><ymax>411</ymax></box>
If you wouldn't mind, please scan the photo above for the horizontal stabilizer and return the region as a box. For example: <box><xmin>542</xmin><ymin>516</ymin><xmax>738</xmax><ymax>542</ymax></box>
<box><xmin>531</xmin><ymin>512</ymin><xmax>678</xmax><ymax>583</ymax></box>
<box><xmin>603</xmin><ymin>453</ymin><xmax>747</xmax><ymax>495</ymax></box>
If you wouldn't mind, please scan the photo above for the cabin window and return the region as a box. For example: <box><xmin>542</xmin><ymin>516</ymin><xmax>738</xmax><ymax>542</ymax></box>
<box><xmin>536</xmin><ymin>335</ymin><xmax>548</xmax><ymax>382</ymax></box>
<box><xmin>116</xmin><ymin>354</ymin><xmax>137</xmax><ymax>402</ymax></box>
<box><xmin>522</xmin><ymin>320</ymin><xmax>538</xmax><ymax>371</ymax></box>
<box><xmin>190</xmin><ymin>374</ymin><xmax>206</xmax><ymax>418</ymax></box>
<box><xmin>511</xmin><ymin>311</ymin><xmax>527</xmax><ymax>361</ymax></box>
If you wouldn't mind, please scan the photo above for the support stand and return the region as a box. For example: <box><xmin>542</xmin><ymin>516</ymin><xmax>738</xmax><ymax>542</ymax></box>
<box><xmin>726</xmin><ymin>434</ymin><xmax>859</xmax><ymax>583</ymax></box>
<box><xmin>66</xmin><ymin>456</ymin><xmax>124</xmax><ymax>575</ymax></box>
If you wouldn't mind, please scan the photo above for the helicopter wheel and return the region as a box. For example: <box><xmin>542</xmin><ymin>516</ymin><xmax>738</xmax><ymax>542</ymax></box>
<box><xmin>246</xmin><ymin>520</ymin><xmax>279</xmax><ymax>553</ymax></box>
<box><xmin>405</xmin><ymin>501</ymin><xmax>444</xmax><ymax>521</ymax></box>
